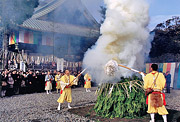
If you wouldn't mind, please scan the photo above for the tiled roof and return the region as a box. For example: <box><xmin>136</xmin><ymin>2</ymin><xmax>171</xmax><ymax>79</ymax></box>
<box><xmin>32</xmin><ymin>0</ymin><xmax>66</xmax><ymax>19</ymax></box>
<box><xmin>22</xmin><ymin>19</ymin><xmax>99</xmax><ymax>37</ymax></box>
<box><xmin>21</xmin><ymin>0</ymin><xmax>100</xmax><ymax>37</ymax></box>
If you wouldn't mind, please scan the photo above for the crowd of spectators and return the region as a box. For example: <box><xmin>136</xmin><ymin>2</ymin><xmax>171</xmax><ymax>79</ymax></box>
<box><xmin>0</xmin><ymin>69</ymin><xmax>85</xmax><ymax>98</ymax></box>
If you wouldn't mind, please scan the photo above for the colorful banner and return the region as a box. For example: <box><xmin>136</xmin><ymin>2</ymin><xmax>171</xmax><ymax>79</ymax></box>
<box><xmin>9</xmin><ymin>32</ymin><xmax>19</xmax><ymax>45</ymax></box>
<box><xmin>13</xmin><ymin>31</ymin><xmax>53</xmax><ymax>46</ymax></box>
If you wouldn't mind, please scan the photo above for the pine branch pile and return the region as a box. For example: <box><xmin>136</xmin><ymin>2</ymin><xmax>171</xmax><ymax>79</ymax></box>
<box><xmin>94</xmin><ymin>77</ymin><xmax>147</xmax><ymax>118</ymax></box>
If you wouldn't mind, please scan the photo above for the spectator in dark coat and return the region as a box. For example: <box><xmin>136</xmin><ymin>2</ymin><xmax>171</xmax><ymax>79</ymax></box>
<box><xmin>52</xmin><ymin>70</ymin><xmax>57</xmax><ymax>91</ymax></box>
<box><xmin>11</xmin><ymin>70</ymin><xmax>20</xmax><ymax>94</ymax></box>
<box><xmin>78</xmin><ymin>71</ymin><xmax>84</xmax><ymax>87</ymax></box>
<box><xmin>39</xmin><ymin>72</ymin><xmax>46</xmax><ymax>92</ymax></box>
<box><xmin>6</xmin><ymin>72</ymin><xmax>14</xmax><ymax>96</ymax></box>
<box><xmin>1</xmin><ymin>71</ymin><xmax>8</xmax><ymax>97</ymax></box>
<box><xmin>165</xmin><ymin>71</ymin><xmax>171</xmax><ymax>93</ymax></box>
<box><xmin>27</xmin><ymin>71</ymin><xmax>35</xmax><ymax>93</ymax></box>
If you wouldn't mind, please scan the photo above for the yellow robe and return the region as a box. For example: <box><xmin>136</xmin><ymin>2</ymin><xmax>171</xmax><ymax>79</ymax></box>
<box><xmin>57</xmin><ymin>75</ymin><xmax>77</xmax><ymax>103</ymax></box>
<box><xmin>55</xmin><ymin>75</ymin><xmax>61</xmax><ymax>90</ymax></box>
<box><xmin>84</xmin><ymin>73</ymin><xmax>91</xmax><ymax>88</ymax></box>
<box><xmin>144</xmin><ymin>71</ymin><xmax>168</xmax><ymax>115</ymax></box>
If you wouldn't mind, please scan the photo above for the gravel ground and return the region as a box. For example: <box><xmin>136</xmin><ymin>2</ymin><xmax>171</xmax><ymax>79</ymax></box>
<box><xmin>0</xmin><ymin>87</ymin><xmax>97</xmax><ymax>122</ymax></box>
<box><xmin>0</xmin><ymin>88</ymin><xmax>179</xmax><ymax>122</ymax></box>
<box><xmin>165</xmin><ymin>89</ymin><xmax>180</xmax><ymax>111</ymax></box>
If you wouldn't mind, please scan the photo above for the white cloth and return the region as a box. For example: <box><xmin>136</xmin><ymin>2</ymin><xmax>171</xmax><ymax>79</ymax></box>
<box><xmin>140</xmin><ymin>72</ymin><xmax>145</xmax><ymax>80</ymax></box>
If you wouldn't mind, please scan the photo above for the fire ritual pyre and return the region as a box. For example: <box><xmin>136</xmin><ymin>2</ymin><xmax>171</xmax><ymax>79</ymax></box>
<box><xmin>95</xmin><ymin>77</ymin><xmax>147</xmax><ymax>118</ymax></box>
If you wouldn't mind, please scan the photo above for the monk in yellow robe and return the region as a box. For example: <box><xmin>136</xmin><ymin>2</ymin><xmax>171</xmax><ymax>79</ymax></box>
<box><xmin>57</xmin><ymin>70</ymin><xmax>78</xmax><ymax>110</ymax></box>
<box><xmin>143</xmin><ymin>64</ymin><xmax>168</xmax><ymax>122</ymax></box>
<box><xmin>84</xmin><ymin>73</ymin><xmax>92</xmax><ymax>92</ymax></box>
<box><xmin>55</xmin><ymin>71</ymin><xmax>61</xmax><ymax>93</ymax></box>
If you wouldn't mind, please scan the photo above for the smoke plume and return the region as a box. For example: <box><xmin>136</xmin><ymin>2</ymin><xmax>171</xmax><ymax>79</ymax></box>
<box><xmin>83</xmin><ymin>0</ymin><xmax>150</xmax><ymax>83</ymax></box>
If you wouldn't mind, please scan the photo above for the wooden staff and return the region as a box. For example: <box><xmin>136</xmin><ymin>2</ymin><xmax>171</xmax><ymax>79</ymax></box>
<box><xmin>69</xmin><ymin>68</ymin><xmax>87</xmax><ymax>85</ymax></box>
<box><xmin>118</xmin><ymin>64</ymin><xmax>146</xmax><ymax>75</ymax></box>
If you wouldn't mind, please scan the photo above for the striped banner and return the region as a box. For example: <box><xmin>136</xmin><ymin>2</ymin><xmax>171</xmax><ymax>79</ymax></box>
<box><xmin>13</xmin><ymin>31</ymin><xmax>53</xmax><ymax>46</ymax></box>
<box><xmin>9</xmin><ymin>32</ymin><xmax>19</xmax><ymax>45</ymax></box>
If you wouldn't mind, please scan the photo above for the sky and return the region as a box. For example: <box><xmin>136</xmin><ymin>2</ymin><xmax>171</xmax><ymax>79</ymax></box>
<box><xmin>82</xmin><ymin>0</ymin><xmax>180</xmax><ymax>30</ymax></box>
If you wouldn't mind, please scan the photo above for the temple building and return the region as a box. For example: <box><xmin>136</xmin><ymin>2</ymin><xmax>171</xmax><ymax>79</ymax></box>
<box><xmin>8</xmin><ymin>0</ymin><xmax>100</xmax><ymax>71</ymax></box>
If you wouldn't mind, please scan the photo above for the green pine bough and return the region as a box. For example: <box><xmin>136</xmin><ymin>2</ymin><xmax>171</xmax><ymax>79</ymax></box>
<box><xmin>94</xmin><ymin>76</ymin><xmax>147</xmax><ymax>119</ymax></box>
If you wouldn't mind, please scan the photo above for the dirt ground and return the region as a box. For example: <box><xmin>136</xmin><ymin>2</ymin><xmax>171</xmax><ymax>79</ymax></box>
<box><xmin>69</xmin><ymin>105</ymin><xmax>180</xmax><ymax>122</ymax></box>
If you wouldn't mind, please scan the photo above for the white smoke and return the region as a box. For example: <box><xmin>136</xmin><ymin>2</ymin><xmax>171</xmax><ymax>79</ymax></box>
<box><xmin>83</xmin><ymin>0</ymin><xmax>150</xmax><ymax>83</ymax></box>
